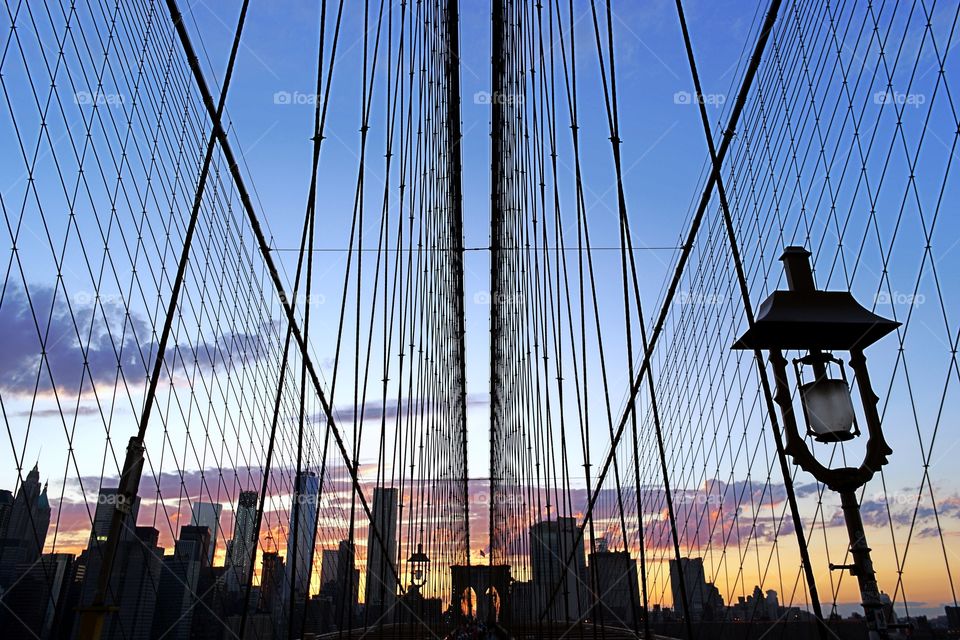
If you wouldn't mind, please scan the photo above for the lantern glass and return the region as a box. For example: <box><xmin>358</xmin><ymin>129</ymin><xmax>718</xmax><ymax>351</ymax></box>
<box><xmin>799</xmin><ymin>377</ymin><xmax>856</xmax><ymax>442</ymax></box>
<box><xmin>412</xmin><ymin>566</ymin><xmax>425</xmax><ymax>587</ymax></box>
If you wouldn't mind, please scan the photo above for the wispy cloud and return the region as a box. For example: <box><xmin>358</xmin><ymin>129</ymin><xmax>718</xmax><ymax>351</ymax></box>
<box><xmin>313</xmin><ymin>392</ymin><xmax>489</xmax><ymax>425</ymax></box>
<box><xmin>0</xmin><ymin>283</ymin><xmax>275</xmax><ymax>397</ymax></box>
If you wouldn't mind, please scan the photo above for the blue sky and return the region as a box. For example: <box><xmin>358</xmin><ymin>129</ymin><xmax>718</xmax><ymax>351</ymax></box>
<box><xmin>176</xmin><ymin>0</ymin><xmax>763</xmax><ymax>476</ymax></box>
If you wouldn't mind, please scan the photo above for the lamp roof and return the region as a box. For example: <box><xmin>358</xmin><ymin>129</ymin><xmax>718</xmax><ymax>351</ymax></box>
<box><xmin>408</xmin><ymin>543</ymin><xmax>430</xmax><ymax>564</ymax></box>
<box><xmin>733</xmin><ymin>247</ymin><xmax>899</xmax><ymax>351</ymax></box>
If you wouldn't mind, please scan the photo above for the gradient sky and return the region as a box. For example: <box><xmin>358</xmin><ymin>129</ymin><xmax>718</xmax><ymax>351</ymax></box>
<box><xmin>1</xmin><ymin>0</ymin><xmax>958</xmax><ymax>621</ymax></box>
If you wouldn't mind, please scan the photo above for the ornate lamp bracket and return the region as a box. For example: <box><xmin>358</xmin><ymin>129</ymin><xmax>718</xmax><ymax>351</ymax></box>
<box><xmin>770</xmin><ymin>349</ymin><xmax>892</xmax><ymax>493</ymax></box>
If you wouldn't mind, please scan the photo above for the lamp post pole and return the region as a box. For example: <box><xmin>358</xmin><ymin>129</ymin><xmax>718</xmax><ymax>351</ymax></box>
<box><xmin>835</xmin><ymin>490</ymin><xmax>888</xmax><ymax>639</ymax></box>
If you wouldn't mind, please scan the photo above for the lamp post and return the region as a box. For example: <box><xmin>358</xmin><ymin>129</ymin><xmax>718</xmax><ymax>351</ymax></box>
<box><xmin>408</xmin><ymin>542</ymin><xmax>430</xmax><ymax>591</ymax></box>
<box><xmin>732</xmin><ymin>247</ymin><xmax>900</xmax><ymax>640</ymax></box>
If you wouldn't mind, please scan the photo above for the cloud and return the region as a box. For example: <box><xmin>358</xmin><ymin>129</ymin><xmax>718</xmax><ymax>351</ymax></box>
<box><xmin>0</xmin><ymin>284</ymin><xmax>150</xmax><ymax>395</ymax></box>
<box><xmin>0</xmin><ymin>283</ymin><xmax>275</xmax><ymax>398</ymax></box>
<box><xmin>828</xmin><ymin>493</ymin><xmax>960</xmax><ymax>532</ymax></box>
<box><xmin>314</xmin><ymin>392</ymin><xmax>489</xmax><ymax>425</ymax></box>
<box><xmin>13</xmin><ymin>405</ymin><xmax>102</xmax><ymax>418</ymax></box>
<box><xmin>794</xmin><ymin>482</ymin><xmax>821</xmax><ymax>498</ymax></box>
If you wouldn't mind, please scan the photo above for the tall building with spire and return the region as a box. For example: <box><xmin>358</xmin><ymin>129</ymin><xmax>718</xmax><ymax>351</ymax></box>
<box><xmin>225</xmin><ymin>490</ymin><xmax>258</xmax><ymax>592</ymax></box>
<box><xmin>0</xmin><ymin>463</ymin><xmax>52</xmax><ymax>586</ymax></box>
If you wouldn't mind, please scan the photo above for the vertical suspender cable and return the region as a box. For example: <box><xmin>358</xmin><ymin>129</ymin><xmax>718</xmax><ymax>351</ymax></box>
<box><xmin>445</xmin><ymin>0</ymin><xmax>471</xmax><ymax>588</ymax></box>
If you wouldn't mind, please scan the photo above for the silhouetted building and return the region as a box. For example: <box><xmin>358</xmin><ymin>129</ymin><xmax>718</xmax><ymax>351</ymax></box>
<box><xmin>190</xmin><ymin>565</ymin><xmax>230</xmax><ymax>640</ymax></box>
<box><xmin>1</xmin><ymin>552</ymin><xmax>75</xmax><ymax>639</ymax></box>
<box><xmin>364</xmin><ymin>486</ymin><xmax>398</xmax><ymax>618</ymax></box>
<box><xmin>71</xmin><ymin>488</ymin><xmax>146</xmax><ymax>639</ymax></box>
<box><xmin>152</xmin><ymin>526</ymin><xmax>210</xmax><ymax>640</ymax></box>
<box><xmin>333</xmin><ymin>540</ymin><xmax>359</xmax><ymax>629</ymax></box>
<box><xmin>86</xmin><ymin>487</ymin><xmax>140</xmax><ymax>548</ymax></box>
<box><xmin>530</xmin><ymin>517</ymin><xmax>586</xmax><ymax>621</ymax></box>
<box><xmin>590</xmin><ymin>549</ymin><xmax>641</xmax><ymax>628</ymax></box>
<box><xmin>319</xmin><ymin>547</ymin><xmax>341</xmax><ymax>595</ymax></box>
<box><xmin>511</xmin><ymin>580</ymin><xmax>535</xmax><ymax>624</ymax></box>
<box><xmin>0</xmin><ymin>489</ymin><xmax>13</xmax><ymax>538</ymax></box>
<box><xmin>73</xmin><ymin>526</ymin><xmax>162</xmax><ymax>640</ymax></box>
<box><xmin>260</xmin><ymin>551</ymin><xmax>286</xmax><ymax>612</ymax></box>
<box><xmin>729</xmin><ymin>585</ymin><xmax>780</xmax><ymax>622</ymax></box>
<box><xmin>259</xmin><ymin>550</ymin><xmax>288</xmax><ymax>637</ymax></box>
<box><xmin>225</xmin><ymin>490</ymin><xmax>257</xmax><ymax>592</ymax></box>
<box><xmin>190</xmin><ymin>502</ymin><xmax>223</xmax><ymax>565</ymax></box>
<box><xmin>290</xmin><ymin>471</ymin><xmax>320</xmax><ymax>601</ymax></box>
<box><xmin>669</xmin><ymin>557</ymin><xmax>724</xmax><ymax>621</ymax></box>
<box><xmin>946</xmin><ymin>605</ymin><xmax>960</xmax><ymax>630</ymax></box>
<box><xmin>0</xmin><ymin>464</ymin><xmax>52</xmax><ymax>585</ymax></box>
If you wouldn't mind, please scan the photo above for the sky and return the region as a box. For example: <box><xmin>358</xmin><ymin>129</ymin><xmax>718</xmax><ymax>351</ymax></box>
<box><xmin>1</xmin><ymin>0</ymin><xmax>958</xmax><ymax>621</ymax></box>
<box><xmin>185</xmin><ymin>0</ymin><xmax>760</xmax><ymax>480</ymax></box>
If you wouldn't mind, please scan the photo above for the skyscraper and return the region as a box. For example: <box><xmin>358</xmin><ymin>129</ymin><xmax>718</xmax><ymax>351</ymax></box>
<box><xmin>320</xmin><ymin>547</ymin><xmax>341</xmax><ymax>594</ymax></box>
<box><xmin>530</xmin><ymin>517</ymin><xmax>587</xmax><ymax>622</ymax></box>
<box><xmin>73</xmin><ymin>527</ymin><xmax>163</xmax><ymax>640</ymax></box>
<box><xmin>289</xmin><ymin>471</ymin><xmax>320</xmax><ymax>600</ymax></box>
<box><xmin>364</xmin><ymin>487</ymin><xmax>398</xmax><ymax>617</ymax></box>
<box><xmin>589</xmin><ymin>549</ymin><xmax>641</xmax><ymax>628</ymax></box>
<box><xmin>335</xmin><ymin>540</ymin><xmax>359</xmax><ymax>630</ymax></box>
<box><xmin>191</xmin><ymin>501</ymin><xmax>223</xmax><ymax>565</ymax></box>
<box><xmin>0</xmin><ymin>463</ymin><xmax>52</xmax><ymax>585</ymax></box>
<box><xmin>260</xmin><ymin>551</ymin><xmax>287</xmax><ymax>613</ymax></box>
<box><xmin>87</xmin><ymin>487</ymin><xmax>140</xmax><ymax>549</ymax></box>
<box><xmin>669</xmin><ymin>557</ymin><xmax>724</xmax><ymax>621</ymax></box>
<box><xmin>70</xmin><ymin>485</ymin><xmax>145</xmax><ymax>638</ymax></box>
<box><xmin>1</xmin><ymin>552</ymin><xmax>75</xmax><ymax>638</ymax></box>
<box><xmin>225</xmin><ymin>490</ymin><xmax>257</xmax><ymax>592</ymax></box>
<box><xmin>152</xmin><ymin>525</ymin><xmax>210</xmax><ymax>640</ymax></box>
<box><xmin>0</xmin><ymin>489</ymin><xmax>13</xmax><ymax>539</ymax></box>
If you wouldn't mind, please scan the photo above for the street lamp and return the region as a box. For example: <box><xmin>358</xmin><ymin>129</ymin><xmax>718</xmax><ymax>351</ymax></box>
<box><xmin>732</xmin><ymin>246</ymin><xmax>900</xmax><ymax>640</ymax></box>
<box><xmin>408</xmin><ymin>542</ymin><xmax>430</xmax><ymax>590</ymax></box>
